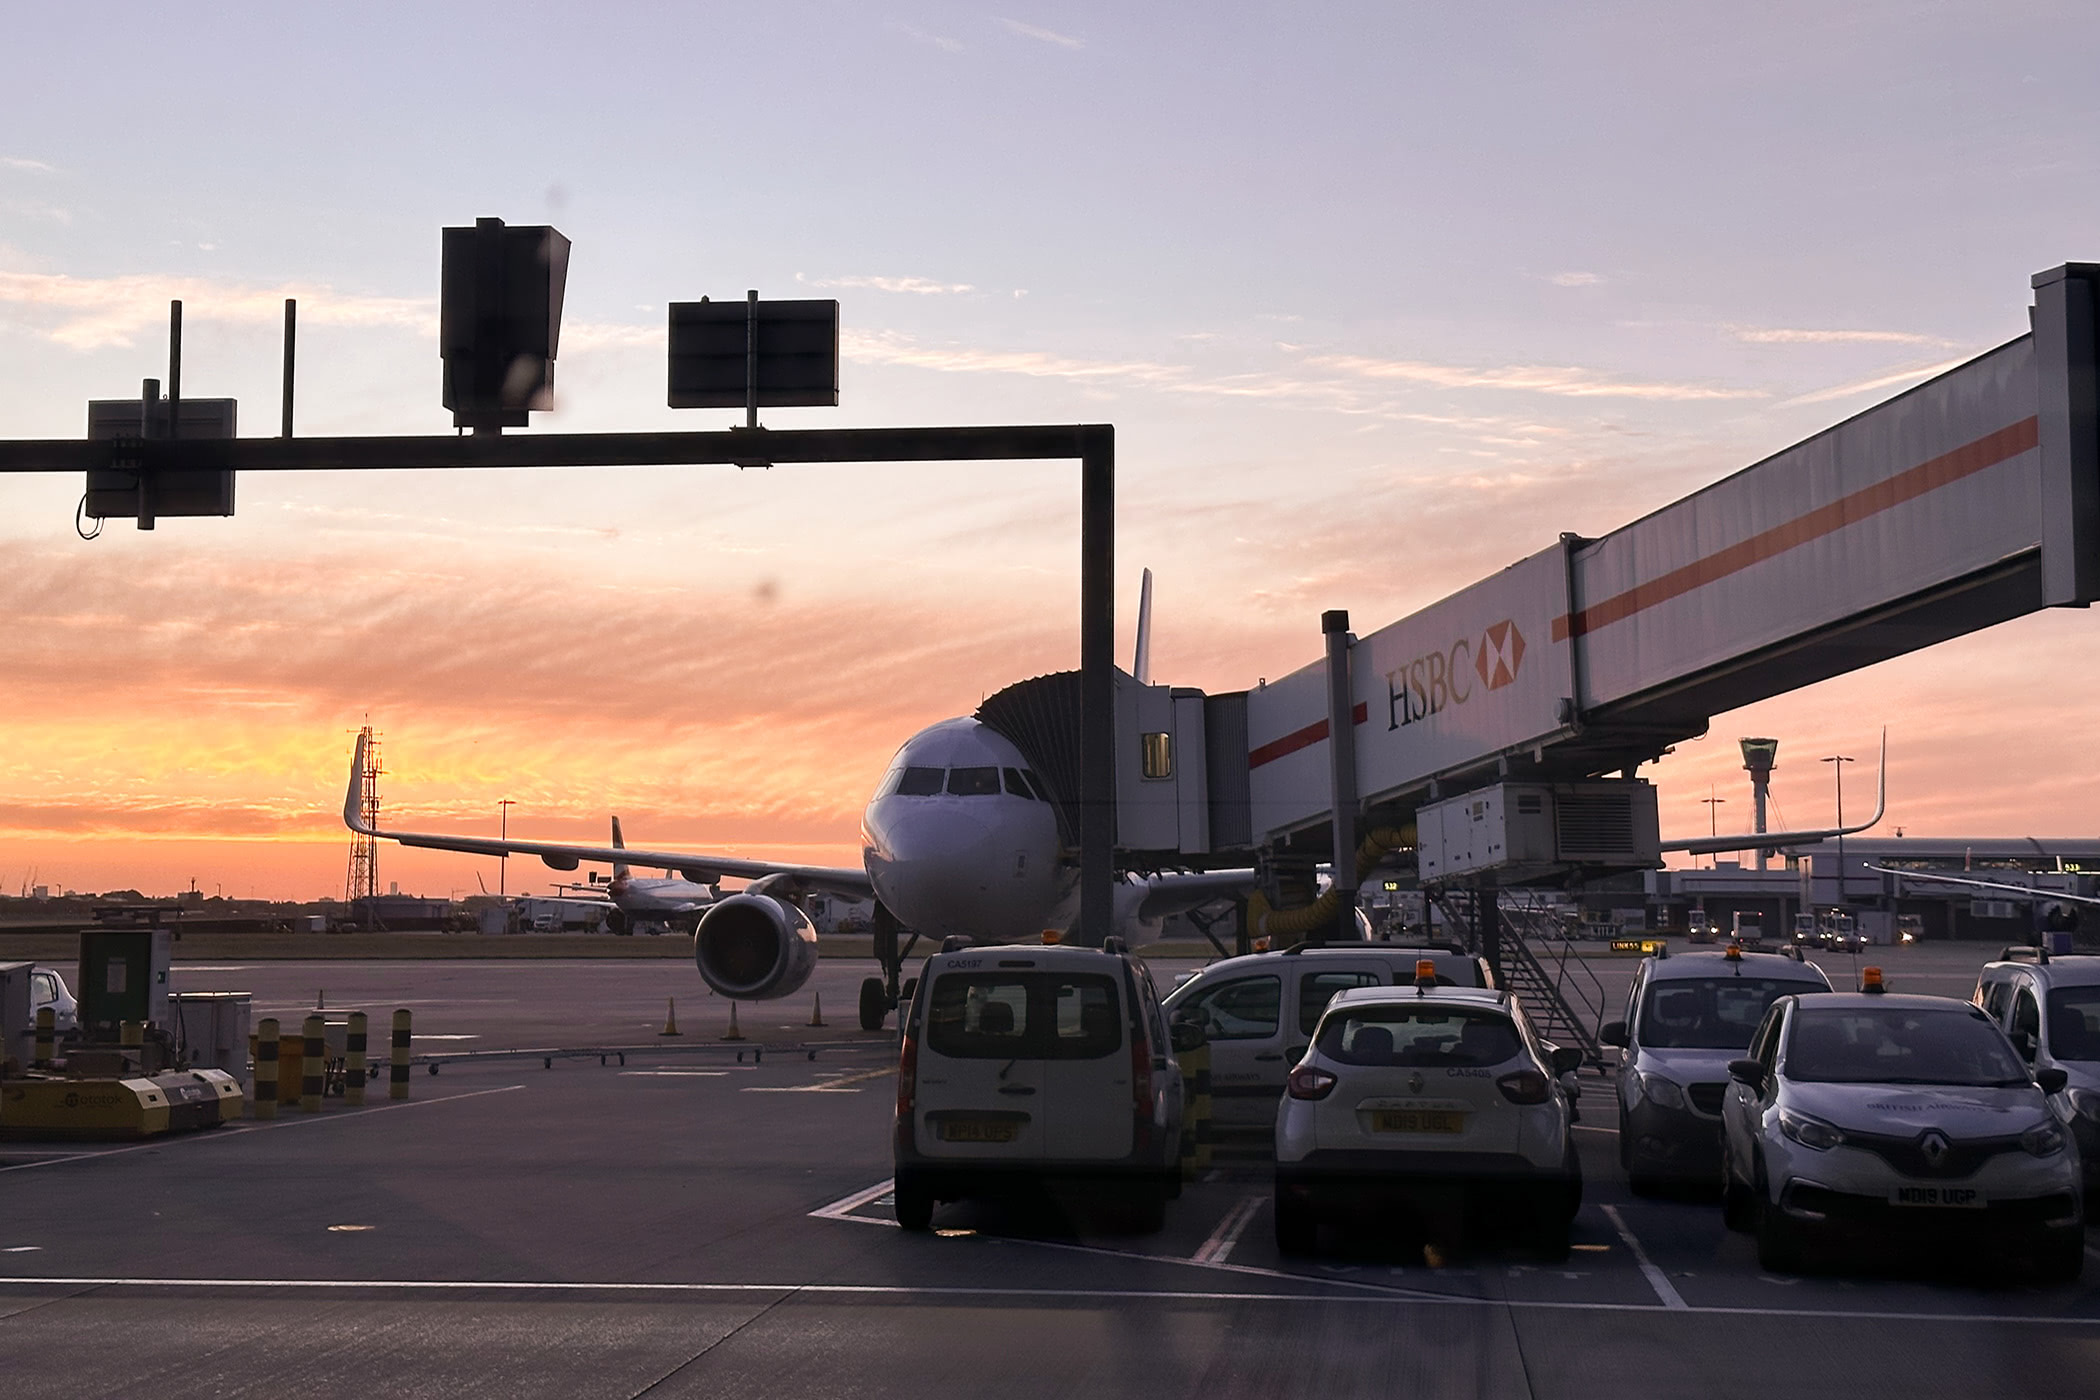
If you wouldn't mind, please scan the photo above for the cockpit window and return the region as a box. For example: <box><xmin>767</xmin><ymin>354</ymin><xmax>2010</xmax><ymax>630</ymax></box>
<box><xmin>896</xmin><ymin>766</ymin><xmax>946</xmax><ymax>797</ymax></box>
<box><xmin>1003</xmin><ymin>768</ymin><xmax>1034</xmax><ymax>799</ymax></box>
<box><xmin>1022</xmin><ymin>770</ymin><xmax>1052</xmax><ymax>802</ymax></box>
<box><xmin>947</xmin><ymin>766</ymin><xmax>1001</xmax><ymax>796</ymax></box>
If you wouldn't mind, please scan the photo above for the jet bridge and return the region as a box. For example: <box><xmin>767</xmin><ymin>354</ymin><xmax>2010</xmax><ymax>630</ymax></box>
<box><xmin>1232</xmin><ymin>263</ymin><xmax>2100</xmax><ymax>866</ymax></box>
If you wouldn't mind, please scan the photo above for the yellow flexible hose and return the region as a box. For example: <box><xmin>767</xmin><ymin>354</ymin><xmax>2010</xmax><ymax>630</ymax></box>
<box><xmin>1247</xmin><ymin>825</ymin><xmax>1413</xmax><ymax>942</ymax></box>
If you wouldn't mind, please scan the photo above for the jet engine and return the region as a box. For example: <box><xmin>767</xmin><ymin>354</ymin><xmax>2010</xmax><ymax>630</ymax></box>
<box><xmin>693</xmin><ymin>893</ymin><xmax>820</xmax><ymax>1000</ymax></box>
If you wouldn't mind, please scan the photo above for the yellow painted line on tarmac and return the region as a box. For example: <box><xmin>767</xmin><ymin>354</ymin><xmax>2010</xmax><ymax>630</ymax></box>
<box><xmin>744</xmin><ymin>1065</ymin><xmax>896</xmax><ymax>1093</ymax></box>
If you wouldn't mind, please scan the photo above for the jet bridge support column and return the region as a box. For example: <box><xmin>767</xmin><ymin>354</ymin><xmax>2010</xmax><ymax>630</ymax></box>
<box><xmin>1323</xmin><ymin>609</ymin><xmax>1362</xmax><ymax>940</ymax></box>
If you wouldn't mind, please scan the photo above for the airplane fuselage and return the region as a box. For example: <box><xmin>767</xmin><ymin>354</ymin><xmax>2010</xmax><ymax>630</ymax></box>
<box><xmin>859</xmin><ymin>718</ymin><xmax>1073</xmax><ymax>943</ymax></box>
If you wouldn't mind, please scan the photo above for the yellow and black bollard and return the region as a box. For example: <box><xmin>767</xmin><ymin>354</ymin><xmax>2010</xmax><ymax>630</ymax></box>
<box><xmin>301</xmin><ymin>1014</ymin><xmax>325</xmax><ymax>1112</ymax></box>
<box><xmin>345</xmin><ymin>1011</ymin><xmax>368</xmax><ymax>1107</ymax></box>
<box><xmin>390</xmin><ymin>1008</ymin><xmax>411</xmax><ymax>1100</ymax></box>
<box><xmin>254</xmin><ymin>1016</ymin><xmax>279</xmax><ymax>1120</ymax></box>
<box><xmin>1187</xmin><ymin>1041</ymin><xmax>1213</xmax><ymax>1177</ymax></box>
<box><xmin>33</xmin><ymin>1006</ymin><xmax>53</xmax><ymax>1068</ymax></box>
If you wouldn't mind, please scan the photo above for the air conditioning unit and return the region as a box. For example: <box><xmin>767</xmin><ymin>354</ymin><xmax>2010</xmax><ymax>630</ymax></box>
<box><xmin>1417</xmin><ymin>780</ymin><xmax>1660</xmax><ymax>883</ymax></box>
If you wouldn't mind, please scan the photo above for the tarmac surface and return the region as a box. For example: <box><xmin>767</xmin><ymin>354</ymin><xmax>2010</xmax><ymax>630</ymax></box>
<box><xmin>5</xmin><ymin>943</ymin><xmax>2098</xmax><ymax>1398</ymax></box>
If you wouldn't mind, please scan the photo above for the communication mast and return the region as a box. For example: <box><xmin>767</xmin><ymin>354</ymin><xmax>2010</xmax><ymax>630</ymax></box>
<box><xmin>345</xmin><ymin>725</ymin><xmax>383</xmax><ymax>904</ymax></box>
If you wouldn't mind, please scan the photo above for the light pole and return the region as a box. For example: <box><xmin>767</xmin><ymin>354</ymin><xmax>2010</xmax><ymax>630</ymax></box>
<box><xmin>1700</xmin><ymin>788</ymin><xmax>1726</xmax><ymax>868</ymax></box>
<box><xmin>1822</xmin><ymin>755</ymin><xmax>1854</xmax><ymax>907</ymax></box>
<box><xmin>498</xmin><ymin>799</ymin><xmax>516</xmax><ymax>898</ymax></box>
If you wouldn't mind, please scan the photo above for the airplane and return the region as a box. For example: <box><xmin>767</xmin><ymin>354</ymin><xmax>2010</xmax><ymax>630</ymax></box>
<box><xmin>600</xmin><ymin>816</ymin><xmax>720</xmax><ymax>936</ymax></box>
<box><xmin>343</xmin><ymin>572</ymin><xmax>1256</xmax><ymax>1030</ymax></box>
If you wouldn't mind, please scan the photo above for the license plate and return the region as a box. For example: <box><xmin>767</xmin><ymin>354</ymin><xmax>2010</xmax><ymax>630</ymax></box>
<box><xmin>1371</xmin><ymin>1109</ymin><xmax>1466</xmax><ymax>1134</ymax></box>
<box><xmin>938</xmin><ymin>1120</ymin><xmax>1018</xmax><ymax>1144</ymax></box>
<box><xmin>1890</xmin><ymin>1185</ymin><xmax>1985</xmax><ymax>1209</ymax></box>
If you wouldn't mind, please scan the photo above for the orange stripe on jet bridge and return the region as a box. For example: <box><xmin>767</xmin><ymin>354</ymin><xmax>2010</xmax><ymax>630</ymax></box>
<box><xmin>1550</xmin><ymin>417</ymin><xmax>2039</xmax><ymax>643</ymax></box>
<box><xmin>1247</xmin><ymin>702</ymin><xmax>1368</xmax><ymax>771</ymax></box>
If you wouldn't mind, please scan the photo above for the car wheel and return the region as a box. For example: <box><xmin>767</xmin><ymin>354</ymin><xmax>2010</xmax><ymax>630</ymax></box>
<box><xmin>1126</xmin><ymin>1181</ymin><xmax>1169</xmax><ymax>1235</ymax></box>
<box><xmin>1530</xmin><ymin>1185</ymin><xmax>1574</xmax><ymax>1261</ymax></box>
<box><xmin>858</xmin><ymin>978</ymin><xmax>888</xmax><ymax>1032</ymax></box>
<box><xmin>2033</xmin><ymin>1231</ymin><xmax>2085</xmax><ymax>1286</ymax></box>
<box><xmin>1755</xmin><ymin>1187</ymin><xmax>1805</xmax><ymax>1273</ymax></box>
<box><xmin>893</xmin><ymin>1173</ymin><xmax>934</xmax><ymax>1231</ymax></box>
<box><xmin>1721</xmin><ymin>1163</ymin><xmax>1756</xmax><ymax>1233</ymax></box>
<box><xmin>1627</xmin><ymin>1170</ymin><xmax>1663</xmax><ymax>1198</ymax></box>
<box><xmin>1273</xmin><ymin>1191</ymin><xmax>1318</xmax><ymax>1256</ymax></box>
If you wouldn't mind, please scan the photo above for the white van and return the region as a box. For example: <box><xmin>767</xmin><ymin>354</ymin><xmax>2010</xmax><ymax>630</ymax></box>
<box><xmin>1161</xmin><ymin>943</ymin><xmax>1496</xmax><ymax>1127</ymax></box>
<box><xmin>893</xmin><ymin>943</ymin><xmax>1185</xmax><ymax>1231</ymax></box>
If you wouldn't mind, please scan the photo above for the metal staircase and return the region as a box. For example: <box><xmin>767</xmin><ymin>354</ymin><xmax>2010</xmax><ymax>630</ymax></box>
<box><xmin>1431</xmin><ymin>889</ymin><xmax>1611</xmax><ymax>1068</ymax></box>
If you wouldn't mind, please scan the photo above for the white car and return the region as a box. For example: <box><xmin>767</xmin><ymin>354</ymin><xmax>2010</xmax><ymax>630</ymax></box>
<box><xmin>1973</xmin><ymin>949</ymin><xmax>2100</xmax><ymax>1198</ymax></box>
<box><xmin>1721</xmin><ymin>988</ymin><xmax>2082</xmax><ymax>1281</ymax></box>
<box><xmin>893</xmin><ymin>943</ymin><xmax>1184</xmax><ymax>1232</ymax></box>
<box><xmin>1162</xmin><ymin>943</ymin><xmax>1495</xmax><ymax>1128</ymax></box>
<box><xmin>1272</xmin><ymin>981</ymin><xmax>1582</xmax><ymax>1257</ymax></box>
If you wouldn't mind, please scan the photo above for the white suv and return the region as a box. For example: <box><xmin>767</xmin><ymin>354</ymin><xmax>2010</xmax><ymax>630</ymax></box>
<box><xmin>893</xmin><ymin>943</ymin><xmax>1184</xmax><ymax>1231</ymax></box>
<box><xmin>1161</xmin><ymin>943</ymin><xmax>1494</xmax><ymax>1127</ymax></box>
<box><xmin>1721</xmin><ymin>989</ymin><xmax>2082</xmax><ymax>1281</ymax></box>
<box><xmin>1272</xmin><ymin>982</ymin><xmax>1582</xmax><ymax>1257</ymax></box>
<box><xmin>1973</xmin><ymin>949</ymin><xmax>2100</xmax><ymax>1198</ymax></box>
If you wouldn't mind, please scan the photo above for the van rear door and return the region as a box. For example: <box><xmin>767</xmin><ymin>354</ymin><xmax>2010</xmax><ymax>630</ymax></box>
<box><xmin>1038</xmin><ymin>971</ymin><xmax>1135</xmax><ymax>1160</ymax></box>
<box><xmin>915</xmin><ymin>970</ymin><xmax>1047</xmax><ymax>1160</ymax></box>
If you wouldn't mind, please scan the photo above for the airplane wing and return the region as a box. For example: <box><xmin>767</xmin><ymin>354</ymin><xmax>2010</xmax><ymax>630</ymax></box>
<box><xmin>1136</xmin><ymin>870</ymin><xmax>1258</xmax><ymax>922</ymax></box>
<box><xmin>1862</xmin><ymin>865</ymin><xmax>2100</xmax><ymax>908</ymax></box>
<box><xmin>1660</xmin><ymin>730</ymin><xmax>1887</xmax><ymax>856</ymax></box>
<box><xmin>341</xmin><ymin>733</ymin><xmax>874</xmax><ymax>900</ymax></box>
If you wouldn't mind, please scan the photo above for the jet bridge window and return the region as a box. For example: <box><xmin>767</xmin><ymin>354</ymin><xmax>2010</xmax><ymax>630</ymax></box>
<box><xmin>896</xmin><ymin>766</ymin><xmax>946</xmax><ymax>797</ymax></box>
<box><xmin>1141</xmin><ymin>732</ymin><xmax>1173</xmax><ymax>779</ymax></box>
<box><xmin>947</xmin><ymin>766</ymin><xmax>1001</xmax><ymax>796</ymax></box>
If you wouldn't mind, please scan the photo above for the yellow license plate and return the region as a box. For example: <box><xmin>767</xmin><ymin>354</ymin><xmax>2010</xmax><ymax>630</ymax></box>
<box><xmin>938</xmin><ymin>1120</ymin><xmax>1018</xmax><ymax>1144</ymax></box>
<box><xmin>1371</xmin><ymin>1109</ymin><xmax>1466</xmax><ymax>1134</ymax></box>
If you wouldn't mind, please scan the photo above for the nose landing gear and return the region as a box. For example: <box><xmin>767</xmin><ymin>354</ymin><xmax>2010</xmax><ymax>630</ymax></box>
<box><xmin>861</xmin><ymin>903</ymin><xmax>921</xmax><ymax>1031</ymax></box>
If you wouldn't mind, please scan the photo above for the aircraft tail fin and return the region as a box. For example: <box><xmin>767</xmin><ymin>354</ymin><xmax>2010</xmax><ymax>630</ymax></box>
<box><xmin>1133</xmin><ymin>567</ymin><xmax>1154</xmax><ymax>686</ymax></box>
<box><xmin>611</xmin><ymin>816</ymin><xmax>631</xmax><ymax>881</ymax></box>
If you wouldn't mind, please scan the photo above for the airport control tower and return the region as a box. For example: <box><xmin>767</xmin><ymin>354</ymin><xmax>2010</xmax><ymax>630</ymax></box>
<box><xmin>1741</xmin><ymin>737</ymin><xmax>1778</xmax><ymax>871</ymax></box>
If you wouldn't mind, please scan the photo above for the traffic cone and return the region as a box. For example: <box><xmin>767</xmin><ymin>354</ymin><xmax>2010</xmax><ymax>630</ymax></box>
<box><xmin>659</xmin><ymin>997</ymin><xmax>682</xmax><ymax>1037</ymax></box>
<box><xmin>722</xmin><ymin>1002</ymin><xmax>745</xmax><ymax>1042</ymax></box>
<box><xmin>809</xmin><ymin>993</ymin><xmax>826</xmax><ymax>1028</ymax></box>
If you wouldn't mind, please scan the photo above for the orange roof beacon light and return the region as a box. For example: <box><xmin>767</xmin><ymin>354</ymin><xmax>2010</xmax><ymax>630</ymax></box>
<box><xmin>1861</xmin><ymin>966</ymin><xmax>1886</xmax><ymax>994</ymax></box>
<box><xmin>1724</xmin><ymin>943</ymin><xmax>1743</xmax><ymax>962</ymax></box>
<box><xmin>1415</xmin><ymin>959</ymin><xmax>1439</xmax><ymax>994</ymax></box>
<box><xmin>1252</xmin><ymin>936</ymin><xmax>1272</xmax><ymax>954</ymax></box>
<box><xmin>1040</xmin><ymin>930</ymin><xmax>1062</xmax><ymax>945</ymax></box>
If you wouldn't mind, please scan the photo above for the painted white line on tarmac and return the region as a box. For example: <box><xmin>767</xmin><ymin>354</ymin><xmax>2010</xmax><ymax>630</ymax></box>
<box><xmin>0</xmin><ymin>1084</ymin><xmax>528</xmax><ymax>1175</ymax></box>
<box><xmin>1191</xmin><ymin>1195</ymin><xmax>1264</xmax><ymax>1265</ymax></box>
<box><xmin>4</xmin><ymin>1274</ymin><xmax>2099</xmax><ymax>1324</ymax></box>
<box><xmin>810</xmin><ymin>1179</ymin><xmax>898</xmax><ymax>1221</ymax></box>
<box><xmin>1601</xmin><ymin>1204</ymin><xmax>1687</xmax><ymax>1310</ymax></box>
<box><xmin>619</xmin><ymin>1071</ymin><xmax>730</xmax><ymax>1077</ymax></box>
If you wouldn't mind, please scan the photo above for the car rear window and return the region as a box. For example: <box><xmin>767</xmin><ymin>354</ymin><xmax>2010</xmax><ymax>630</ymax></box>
<box><xmin>1316</xmin><ymin>1004</ymin><xmax>1523</xmax><ymax>1067</ymax></box>
<box><xmin>2047</xmin><ymin>986</ymin><xmax>2100</xmax><ymax>1062</ymax></box>
<box><xmin>1639</xmin><ymin>976</ymin><xmax>1823</xmax><ymax>1050</ymax></box>
<box><xmin>1785</xmin><ymin>1006</ymin><xmax>2028</xmax><ymax>1087</ymax></box>
<box><xmin>926</xmin><ymin>972</ymin><xmax>1122</xmax><ymax>1060</ymax></box>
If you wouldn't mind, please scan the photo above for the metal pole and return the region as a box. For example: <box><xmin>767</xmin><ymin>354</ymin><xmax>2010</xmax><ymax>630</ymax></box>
<box><xmin>1077</xmin><ymin>429</ymin><xmax>1114</xmax><ymax>946</ymax></box>
<box><xmin>167</xmin><ymin>301</ymin><xmax>182</xmax><ymax>426</ymax></box>
<box><xmin>1479</xmin><ymin>883</ymin><xmax>1501</xmax><ymax>986</ymax></box>
<box><xmin>138</xmin><ymin>377</ymin><xmax>161</xmax><ymax>531</ymax></box>
<box><xmin>745</xmin><ymin>289</ymin><xmax>759</xmax><ymax>430</ymax></box>
<box><xmin>281</xmin><ymin>299</ymin><xmax>297</xmax><ymax>437</ymax></box>
<box><xmin>498</xmin><ymin>799</ymin><xmax>515</xmax><ymax>898</ymax></box>
<box><xmin>1823</xmin><ymin>754</ymin><xmax>1853</xmax><ymax>906</ymax></box>
<box><xmin>1322</xmin><ymin>609</ymin><xmax>1360</xmax><ymax>940</ymax></box>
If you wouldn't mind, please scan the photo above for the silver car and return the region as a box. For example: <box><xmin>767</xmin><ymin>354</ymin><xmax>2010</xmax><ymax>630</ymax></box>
<box><xmin>1600</xmin><ymin>949</ymin><xmax>1830</xmax><ymax>1192</ymax></box>
<box><xmin>31</xmin><ymin>965</ymin><xmax>76</xmax><ymax>1033</ymax></box>
<box><xmin>1721</xmin><ymin>989</ymin><xmax>2082</xmax><ymax>1280</ymax></box>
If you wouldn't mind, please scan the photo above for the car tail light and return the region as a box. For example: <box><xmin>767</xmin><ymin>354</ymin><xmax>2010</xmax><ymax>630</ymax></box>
<box><xmin>896</xmin><ymin>1027</ymin><xmax>918</xmax><ymax>1119</ymax></box>
<box><xmin>1497</xmin><ymin>1070</ymin><xmax>1551</xmax><ymax>1105</ymax></box>
<box><xmin>1287</xmin><ymin>1064</ymin><xmax>1338</xmax><ymax>1100</ymax></box>
<box><xmin>1130</xmin><ymin>1025</ymin><xmax>1155</xmax><ymax>1151</ymax></box>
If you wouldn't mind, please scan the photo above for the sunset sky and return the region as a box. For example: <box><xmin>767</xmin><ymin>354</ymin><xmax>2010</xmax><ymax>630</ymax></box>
<box><xmin>2</xmin><ymin>4</ymin><xmax>2097</xmax><ymax>899</ymax></box>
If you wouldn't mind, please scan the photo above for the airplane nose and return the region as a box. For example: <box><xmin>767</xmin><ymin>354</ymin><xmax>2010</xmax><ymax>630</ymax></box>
<box><xmin>874</xmin><ymin>807</ymin><xmax>1027</xmax><ymax>938</ymax></box>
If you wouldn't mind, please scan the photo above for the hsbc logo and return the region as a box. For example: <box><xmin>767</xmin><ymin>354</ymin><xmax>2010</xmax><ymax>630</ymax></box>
<box><xmin>1387</xmin><ymin>619</ymin><xmax>1529</xmax><ymax>730</ymax></box>
<box><xmin>1476</xmin><ymin>620</ymin><xmax>1526</xmax><ymax>691</ymax></box>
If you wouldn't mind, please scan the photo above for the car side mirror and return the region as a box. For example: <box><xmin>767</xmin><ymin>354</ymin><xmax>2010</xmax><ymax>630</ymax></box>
<box><xmin>2037</xmin><ymin>1066</ymin><xmax>2069</xmax><ymax>1094</ymax></box>
<box><xmin>1727</xmin><ymin>1058</ymin><xmax>1767</xmax><ymax>1092</ymax></box>
<box><xmin>1169</xmin><ymin>1019</ymin><xmax>1207</xmax><ymax>1054</ymax></box>
<box><xmin>1550</xmin><ymin>1046</ymin><xmax>1583</xmax><ymax>1077</ymax></box>
<box><xmin>1599</xmin><ymin>1020</ymin><xmax>1629</xmax><ymax>1049</ymax></box>
<box><xmin>2011</xmin><ymin>1030</ymin><xmax>2038</xmax><ymax>1062</ymax></box>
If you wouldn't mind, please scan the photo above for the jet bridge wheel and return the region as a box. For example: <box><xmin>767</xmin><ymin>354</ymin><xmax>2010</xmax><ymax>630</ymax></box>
<box><xmin>859</xmin><ymin>977</ymin><xmax>888</xmax><ymax>1032</ymax></box>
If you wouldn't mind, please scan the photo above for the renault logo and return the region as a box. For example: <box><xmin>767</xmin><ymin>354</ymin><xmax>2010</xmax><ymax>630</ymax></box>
<box><xmin>1408</xmin><ymin>1072</ymin><xmax>1425</xmax><ymax>1094</ymax></box>
<box><xmin>1919</xmin><ymin>1130</ymin><xmax>1951</xmax><ymax>1168</ymax></box>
